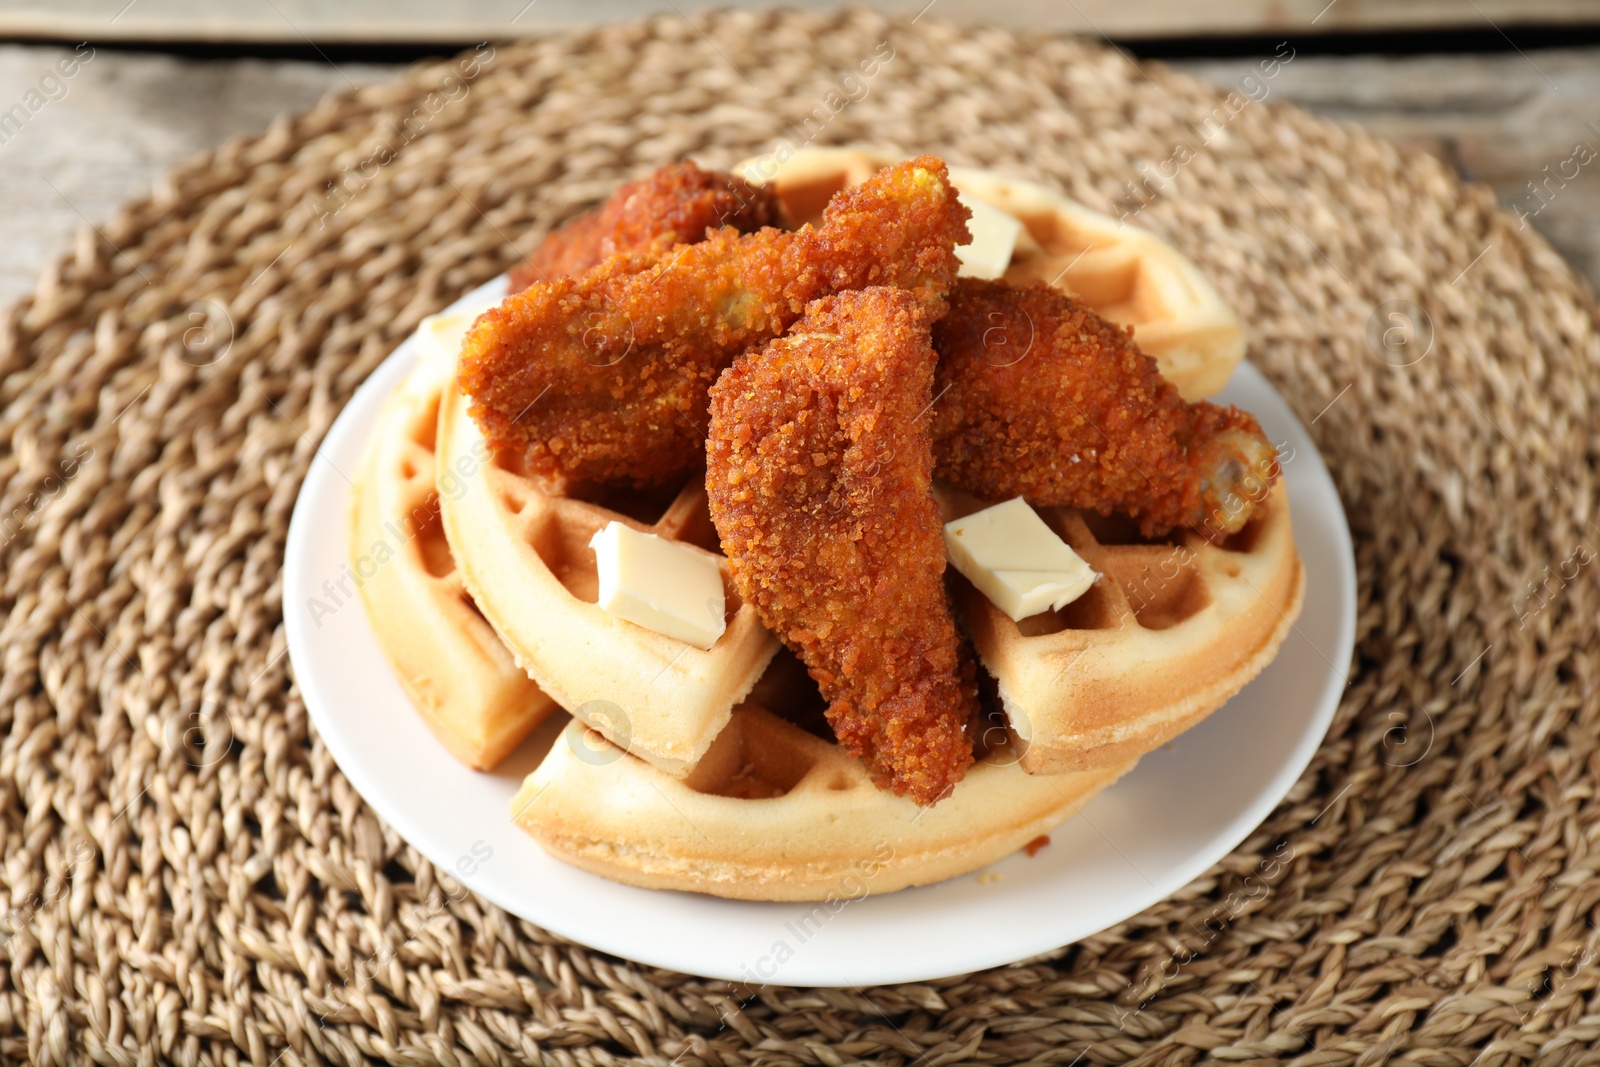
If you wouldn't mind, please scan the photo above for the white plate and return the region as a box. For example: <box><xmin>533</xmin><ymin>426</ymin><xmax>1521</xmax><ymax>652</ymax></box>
<box><xmin>284</xmin><ymin>277</ymin><xmax>1356</xmax><ymax>988</ymax></box>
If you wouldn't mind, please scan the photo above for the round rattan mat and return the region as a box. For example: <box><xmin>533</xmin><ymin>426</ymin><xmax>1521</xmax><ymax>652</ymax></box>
<box><xmin>2</xmin><ymin>11</ymin><xmax>1597</xmax><ymax>1065</ymax></box>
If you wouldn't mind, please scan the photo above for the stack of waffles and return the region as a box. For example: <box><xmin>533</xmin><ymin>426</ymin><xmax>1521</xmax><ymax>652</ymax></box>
<box><xmin>350</xmin><ymin>149</ymin><xmax>1304</xmax><ymax>900</ymax></box>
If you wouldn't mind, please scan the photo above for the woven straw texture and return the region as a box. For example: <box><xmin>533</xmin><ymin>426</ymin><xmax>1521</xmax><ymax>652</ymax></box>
<box><xmin>2</xmin><ymin>11</ymin><xmax>1596</xmax><ymax>1065</ymax></box>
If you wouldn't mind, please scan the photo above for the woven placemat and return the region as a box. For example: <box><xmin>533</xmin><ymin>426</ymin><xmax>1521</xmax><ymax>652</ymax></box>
<box><xmin>2</xmin><ymin>11</ymin><xmax>1597</xmax><ymax>1064</ymax></box>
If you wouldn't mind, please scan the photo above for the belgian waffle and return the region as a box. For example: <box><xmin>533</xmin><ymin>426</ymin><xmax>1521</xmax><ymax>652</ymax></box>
<box><xmin>731</xmin><ymin>149</ymin><xmax>1299</xmax><ymax>776</ymax></box>
<box><xmin>435</xmin><ymin>376</ymin><xmax>779</xmax><ymax>776</ymax></box>
<box><xmin>349</xmin><ymin>305</ymin><xmax>558</xmax><ymax>770</ymax></box>
<box><xmin>511</xmin><ymin>651</ymin><xmax>1134</xmax><ymax>900</ymax></box>
<box><xmin>734</xmin><ymin>146</ymin><xmax>1245</xmax><ymax>400</ymax></box>
<box><xmin>938</xmin><ymin>480</ymin><xmax>1303</xmax><ymax>774</ymax></box>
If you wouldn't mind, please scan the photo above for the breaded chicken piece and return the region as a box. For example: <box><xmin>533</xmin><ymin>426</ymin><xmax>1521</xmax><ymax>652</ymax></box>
<box><xmin>932</xmin><ymin>279</ymin><xmax>1278</xmax><ymax>536</ymax></box>
<box><xmin>459</xmin><ymin>156</ymin><xmax>970</xmax><ymax>489</ymax></box>
<box><xmin>707</xmin><ymin>288</ymin><xmax>978</xmax><ymax>806</ymax></box>
<box><xmin>507</xmin><ymin>161</ymin><xmax>780</xmax><ymax>290</ymax></box>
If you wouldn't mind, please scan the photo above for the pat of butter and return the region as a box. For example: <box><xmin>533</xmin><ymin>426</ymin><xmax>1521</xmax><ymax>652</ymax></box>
<box><xmin>589</xmin><ymin>521</ymin><xmax>727</xmax><ymax>649</ymax></box>
<box><xmin>415</xmin><ymin>291</ymin><xmax>504</xmax><ymax>369</ymax></box>
<box><xmin>955</xmin><ymin>192</ymin><xmax>1024</xmax><ymax>280</ymax></box>
<box><xmin>944</xmin><ymin>498</ymin><xmax>1097</xmax><ymax>622</ymax></box>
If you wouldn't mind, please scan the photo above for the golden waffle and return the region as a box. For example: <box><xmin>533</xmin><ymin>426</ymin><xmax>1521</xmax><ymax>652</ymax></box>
<box><xmin>734</xmin><ymin>147</ymin><xmax>1245</xmax><ymax>400</ymax></box>
<box><xmin>435</xmin><ymin>377</ymin><xmax>780</xmax><ymax>776</ymax></box>
<box><xmin>349</xmin><ymin>315</ymin><xmax>558</xmax><ymax>770</ymax></box>
<box><xmin>737</xmin><ymin>150</ymin><xmax>1298</xmax><ymax>776</ymax></box>
<box><xmin>938</xmin><ymin>480</ymin><xmax>1303</xmax><ymax>775</ymax></box>
<box><xmin>354</xmin><ymin>154</ymin><xmax>1298</xmax><ymax>900</ymax></box>
<box><xmin>511</xmin><ymin>652</ymin><xmax>1134</xmax><ymax>901</ymax></box>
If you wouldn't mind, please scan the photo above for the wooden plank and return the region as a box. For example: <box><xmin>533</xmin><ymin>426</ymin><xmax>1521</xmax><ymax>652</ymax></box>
<box><xmin>0</xmin><ymin>0</ymin><xmax>1595</xmax><ymax>44</ymax></box>
<box><xmin>0</xmin><ymin>44</ymin><xmax>1594</xmax><ymax>306</ymax></box>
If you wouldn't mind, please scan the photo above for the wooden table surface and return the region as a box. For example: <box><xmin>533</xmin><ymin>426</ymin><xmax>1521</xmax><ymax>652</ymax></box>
<box><xmin>3</xmin><ymin>1</ymin><xmax>1597</xmax><ymax>43</ymax></box>
<box><xmin>0</xmin><ymin>42</ymin><xmax>1595</xmax><ymax>304</ymax></box>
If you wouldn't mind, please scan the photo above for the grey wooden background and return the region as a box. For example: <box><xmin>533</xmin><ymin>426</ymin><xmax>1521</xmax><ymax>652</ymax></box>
<box><xmin>0</xmin><ymin>1</ymin><xmax>1595</xmax><ymax>42</ymax></box>
<box><xmin>0</xmin><ymin>42</ymin><xmax>1595</xmax><ymax>305</ymax></box>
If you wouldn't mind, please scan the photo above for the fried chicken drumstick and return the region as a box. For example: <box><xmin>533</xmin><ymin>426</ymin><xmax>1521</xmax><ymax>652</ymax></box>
<box><xmin>507</xmin><ymin>161</ymin><xmax>780</xmax><ymax>290</ymax></box>
<box><xmin>707</xmin><ymin>288</ymin><xmax>979</xmax><ymax>807</ymax></box>
<box><xmin>931</xmin><ymin>278</ymin><xmax>1278</xmax><ymax>536</ymax></box>
<box><xmin>459</xmin><ymin>156</ymin><xmax>970</xmax><ymax>489</ymax></box>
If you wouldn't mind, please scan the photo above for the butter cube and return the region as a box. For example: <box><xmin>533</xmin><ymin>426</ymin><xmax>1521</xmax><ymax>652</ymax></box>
<box><xmin>955</xmin><ymin>192</ymin><xmax>1024</xmax><ymax>280</ymax></box>
<box><xmin>944</xmin><ymin>498</ymin><xmax>1097</xmax><ymax>622</ymax></box>
<box><xmin>589</xmin><ymin>521</ymin><xmax>728</xmax><ymax>649</ymax></box>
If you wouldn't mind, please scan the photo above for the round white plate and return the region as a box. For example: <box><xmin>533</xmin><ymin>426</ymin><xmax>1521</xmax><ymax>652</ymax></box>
<box><xmin>285</xmin><ymin>277</ymin><xmax>1356</xmax><ymax>988</ymax></box>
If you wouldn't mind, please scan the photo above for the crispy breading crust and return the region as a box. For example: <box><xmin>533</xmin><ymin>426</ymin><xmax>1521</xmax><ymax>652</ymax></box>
<box><xmin>459</xmin><ymin>156</ymin><xmax>970</xmax><ymax>490</ymax></box>
<box><xmin>931</xmin><ymin>278</ymin><xmax>1278</xmax><ymax>536</ymax></box>
<box><xmin>706</xmin><ymin>288</ymin><xmax>978</xmax><ymax>806</ymax></box>
<box><xmin>508</xmin><ymin>161</ymin><xmax>780</xmax><ymax>290</ymax></box>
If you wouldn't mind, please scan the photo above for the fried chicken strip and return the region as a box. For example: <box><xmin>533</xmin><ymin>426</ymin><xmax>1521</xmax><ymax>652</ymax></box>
<box><xmin>707</xmin><ymin>288</ymin><xmax>978</xmax><ymax>806</ymax></box>
<box><xmin>508</xmin><ymin>161</ymin><xmax>780</xmax><ymax>290</ymax></box>
<box><xmin>931</xmin><ymin>279</ymin><xmax>1278</xmax><ymax>536</ymax></box>
<box><xmin>459</xmin><ymin>156</ymin><xmax>970</xmax><ymax>489</ymax></box>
